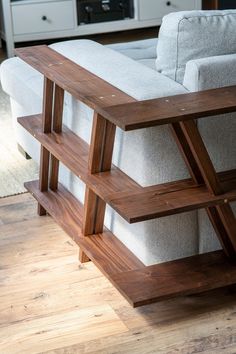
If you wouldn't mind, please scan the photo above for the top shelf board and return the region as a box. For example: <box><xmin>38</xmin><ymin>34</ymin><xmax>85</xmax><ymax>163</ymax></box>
<box><xmin>99</xmin><ymin>85</ymin><xmax>236</xmax><ymax>130</ymax></box>
<box><xmin>15</xmin><ymin>46</ymin><xmax>236</xmax><ymax>131</ymax></box>
<box><xmin>15</xmin><ymin>45</ymin><xmax>134</xmax><ymax>110</ymax></box>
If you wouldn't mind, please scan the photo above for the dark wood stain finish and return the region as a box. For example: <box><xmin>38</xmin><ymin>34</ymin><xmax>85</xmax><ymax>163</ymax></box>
<box><xmin>25</xmin><ymin>180</ymin><xmax>144</xmax><ymax>276</ymax></box>
<box><xmin>15</xmin><ymin>46</ymin><xmax>135</xmax><ymax>110</ymax></box>
<box><xmin>171</xmin><ymin>122</ymin><xmax>236</xmax><ymax>258</ymax></box>
<box><xmin>99</xmin><ymin>86</ymin><xmax>236</xmax><ymax>130</ymax></box>
<box><xmin>17</xmin><ymin>46</ymin><xmax>236</xmax><ymax>307</ymax></box>
<box><xmin>18</xmin><ymin>115</ymin><xmax>236</xmax><ymax>223</ymax></box>
<box><xmin>17</xmin><ymin>114</ymin><xmax>140</xmax><ymax>200</ymax></box>
<box><xmin>112</xmin><ymin>250</ymin><xmax>236</xmax><ymax>307</ymax></box>
<box><xmin>25</xmin><ymin>180</ymin><xmax>236</xmax><ymax>307</ymax></box>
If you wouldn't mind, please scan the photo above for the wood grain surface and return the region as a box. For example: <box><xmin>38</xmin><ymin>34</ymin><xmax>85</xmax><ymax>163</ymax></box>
<box><xmin>0</xmin><ymin>194</ymin><xmax>236</xmax><ymax>354</ymax></box>
<box><xmin>15</xmin><ymin>45</ymin><xmax>135</xmax><ymax>111</ymax></box>
<box><xmin>25</xmin><ymin>180</ymin><xmax>144</xmax><ymax>277</ymax></box>
<box><xmin>108</xmin><ymin>167</ymin><xmax>236</xmax><ymax>223</ymax></box>
<box><xmin>15</xmin><ymin>45</ymin><xmax>236</xmax><ymax>310</ymax></box>
<box><xmin>18</xmin><ymin>114</ymin><xmax>140</xmax><ymax>201</ymax></box>
<box><xmin>171</xmin><ymin>122</ymin><xmax>236</xmax><ymax>258</ymax></box>
<box><xmin>18</xmin><ymin>114</ymin><xmax>236</xmax><ymax>223</ymax></box>
<box><xmin>113</xmin><ymin>250</ymin><xmax>236</xmax><ymax>307</ymax></box>
<box><xmin>82</xmin><ymin>113</ymin><xmax>116</xmax><ymax>238</ymax></box>
<box><xmin>99</xmin><ymin>85</ymin><xmax>236</xmax><ymax>130</ymax></box>
<box><xmin>23</xmin><ymin>181</ymin><xmax>236</xmax><ymax>307</ymax></box>
<box><xmin>179</xmin><ymin>119</ymin><xmax>236</xmax><ymax>253</ymax></box>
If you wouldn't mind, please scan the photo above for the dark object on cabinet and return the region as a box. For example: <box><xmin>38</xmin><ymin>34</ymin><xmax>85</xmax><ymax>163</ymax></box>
<box><xmin>77</xmin><ymin>0</ymin><xmax>134</xmax><ymax>24</ymax></box>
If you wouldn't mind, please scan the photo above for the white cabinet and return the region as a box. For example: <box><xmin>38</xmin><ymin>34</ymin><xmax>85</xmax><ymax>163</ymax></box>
<box><xmin>12</xmin><ymin>0</ymin><xmax>75</xmax><ymax>35</ymax></box>
<box><xmin>139</xmin><ymin>0</ymin><xmax>198</xmax><ymax>21</ymax></box>
<box><xmin>0</xmin><ymin>0</ymin><xmax>201</xmax><ymax>57</ymax></box>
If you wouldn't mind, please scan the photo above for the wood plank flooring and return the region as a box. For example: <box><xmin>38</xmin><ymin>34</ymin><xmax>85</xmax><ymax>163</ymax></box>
<box><xmin>0</xmin><ymin>193</ymin><xmax>236</xmax><ymax>354</ymax></box>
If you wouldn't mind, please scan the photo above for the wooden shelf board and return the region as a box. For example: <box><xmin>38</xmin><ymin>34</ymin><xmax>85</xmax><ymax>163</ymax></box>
<box><xmin>112</xmin><ymin>250</ymin><xmax>236</xmax><ymax>307</ymax></box>
<box><xmin>18</xmin><ymin>114</ymin><xmax>140</xmax><ymax>201</ymax></box>
<box><xmin>19</xmin><ymin>114</ymin><xmax>236</xmax><ymax>224</ymax></box>
<box><xmin>25</xmin><ymin>181</ymin><xmax>236</xmax><ymax>307</ymax></box>
<box><xmin>16</xmin><ymin>45</ymin><xmax>236</xmax><ymax>309</ymax></box>
<box><xmin>99</xmin><ymin>86</ymin><xmax>236</xmax><ymax>130</ymax></box>
<box><xmin>25</xmin><ymin>180</ymin><xmax>144</xmax><ymax>277</ymax></box>
<box><xmin>15</xmin><ymin>46</ymin><xmax>135</xmax><ymax>111</ymax></box>
<box><xmin>110</xmin><ymin>172</ymin><xmax>236</xmax><ymax>223</ymax></box>
<box><xmin>15</xmin><ymin>47</ymin><xmax>236</xmax><ymax>132</ymax></box>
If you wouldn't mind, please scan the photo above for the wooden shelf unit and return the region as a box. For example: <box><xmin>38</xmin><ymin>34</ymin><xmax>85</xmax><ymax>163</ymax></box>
<box><xmin>16</xmin><ymin>45</ymin><xmax>236</xmax><ymax>307</ymax></box>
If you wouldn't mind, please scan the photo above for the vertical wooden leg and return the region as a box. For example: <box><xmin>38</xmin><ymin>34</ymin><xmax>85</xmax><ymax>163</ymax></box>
<box><xmin>79</xmin><ymin>249</ymin><xmax>90</xmax><ymax>263</ymax></box>
<box><xmin>80</xmin><ymin>113</ymin><xmax>116</xmax><ymax>263</ymax></box>
<box><xmin>82</xmin><ymin>188</ymin><xmax>106</xmax><ymax>235</ymax></box>
<box><xmin>38</xmin><ymin>146</ymin><xmax>50</xmax><ymax>215</ymax></box>
<box><xmin>81</xmin><ymin>188</ymin><xmax>104</xmax><ymax>263</ymax></box>
<box><xmin>38</xmin><ymin>77</ymin><xmax>54</xmax><ymax>214</ymax></box>
<box><xmin>42</xmin><ymin>78</ymin><xmax>54</xmax><ymax>132</ymax></box>
<box><xmin>49</xmin><ymin>84</ymin><xmax>64</xmax><ymax>191</ymax></box>
<box><xmin>53</xmin><ymin>85</ymin><xmax>64</xmax><ymax>133</ymax></box>
<box><xmin>49</xmin><ymin>156</ymin><xmax>59</xmax><ymax>191</ymax></box>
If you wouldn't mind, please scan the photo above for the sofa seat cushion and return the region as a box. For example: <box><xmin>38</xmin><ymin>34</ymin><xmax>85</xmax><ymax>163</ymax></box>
<box><xmin>107</xmin><ymin>38</ymin><xmax>158</xmax><ymax>60</ymax></box>
<box><xmin>156</xmin><ymin>10</ymin><xmax>236</xmax><ymax>84</ymax></box>
<box><xmin>107</xmin><ymin>38</ymin><xmax>158</xmax><ymax>70</ymax></box>
<box><xmin>137</xmin><ymin>59</ymin><xmax>156</xmax><ymax>70</ymax></box>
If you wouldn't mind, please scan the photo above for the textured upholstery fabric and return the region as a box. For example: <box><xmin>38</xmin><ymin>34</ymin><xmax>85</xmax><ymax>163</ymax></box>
<box><xmin>107</xmin><ymin>38</ymin><xmax>158</xmax><ymax>60</ymax></box>
<box><xmin>50</xmin><ymin>40</ymin><xmax>187</xmax><ymax>101</ymax></box>
<box><xmin>183</xmin><ymin>55</ymin><xmax>236</xmax><ymax>253</ymax></box>
<box><xmin>156</xmin><ymin>10</ymin><xmax>236</xmax><ymax>83</ymax></box>
<box><xmin>137</xmin><ymin>59</ymin><xmax>156</xmax><ymax>70</ymax></box>
<box><xmin>0</xmin><ymin>39</ymin><xmax>199</xmax><ymax>265</ymax></box>
<box><xmin>107</xmin><ymin>37</ymin><xmax>158</xmax><ymax>69</ymax></box>
<box><xmin>0</xmin><ymin>58</ymin><xmax>43</xmax><ymax>110</ymax></box>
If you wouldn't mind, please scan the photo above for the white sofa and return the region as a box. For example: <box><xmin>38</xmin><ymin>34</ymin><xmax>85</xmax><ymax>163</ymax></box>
<box><xmin>1</xmin><ymin>10</ymin><xmax>236</xmax><ymax>265</ymax></box>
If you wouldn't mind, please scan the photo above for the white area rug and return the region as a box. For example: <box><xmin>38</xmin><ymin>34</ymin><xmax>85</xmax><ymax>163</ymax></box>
<box><xmin>0</xmin><ymin>85</ymin><xmax>39</xmax><ymax>198</ymax></box>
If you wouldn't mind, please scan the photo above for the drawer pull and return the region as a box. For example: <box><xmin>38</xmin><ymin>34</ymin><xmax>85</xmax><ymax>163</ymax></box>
<box><xmin>42</xmin><ymin>15</ymin><xmax>47</xmax><ymax>21</ymax></box>
<box><xmin>166</xmin><ymin>1</ymin><xmax>171</xmax><ymax>6</ymax></box>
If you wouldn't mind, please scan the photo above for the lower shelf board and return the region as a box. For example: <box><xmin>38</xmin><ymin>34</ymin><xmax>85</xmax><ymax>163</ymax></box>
<box><xmin>18</xmin><ymin>114</ymin><xmax>236</xmax><ymax>224</ymax></box>
<box><xmin>25</xmin><ymin>180</ymin><xmax>144</xmax><ymax>277</ymax></box>
<box><xmin>25</xmin><ymin>180</ymin><xmax>236</xmax><ymax>307</ymax></box>
<box><xmin>112</xmin><ymin>251</ymin><xmax>236</xmax><ymax>307</ymax></box>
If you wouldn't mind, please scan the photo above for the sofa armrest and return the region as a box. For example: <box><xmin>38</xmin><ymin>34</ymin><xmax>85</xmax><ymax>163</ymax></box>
<box><xmin>183</xmin><ymin>54</ymin><xmax>236</xmax><ymax>92</ymax></box>
<box><xmin>49</xmin><ymin>39</ymin><xmax>187</xmax><ymax>101</ymax></box>
<box><xmin>0</xmin><ymin>57</ymin><xmax>43</xmax><ymax>112</ymax></box>
<box><xmin>13</xmin><ymin>44</ymin><xmax>236</xmax><ymax>131</ymax></box>
<box><xmin>1</xmin><ymin>39</ymin><xmax>187</xmax><ymax>114</ymax></box>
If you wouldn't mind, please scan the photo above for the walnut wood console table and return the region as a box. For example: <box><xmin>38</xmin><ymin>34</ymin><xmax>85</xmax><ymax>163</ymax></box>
<box><xmin>16</xmin><ymin>45</ymin><xmax>236</xmax><ymax>307</ymax></box>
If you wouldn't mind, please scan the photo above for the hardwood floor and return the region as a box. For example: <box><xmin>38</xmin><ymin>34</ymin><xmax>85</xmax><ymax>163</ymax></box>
<box><xmin>0</xmin><ymin>193</ymin><xmax>236</xmax><ymax>354</ymax></box>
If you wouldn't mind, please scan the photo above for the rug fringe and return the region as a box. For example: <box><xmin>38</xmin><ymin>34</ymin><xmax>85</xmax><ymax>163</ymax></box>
<box><xmin>0</xmin><ymin>191</ymin><xmax>28</xmax><ymax>199</ymax></box>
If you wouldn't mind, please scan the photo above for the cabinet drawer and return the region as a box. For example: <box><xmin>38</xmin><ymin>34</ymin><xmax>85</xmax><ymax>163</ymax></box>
<box><xmin>139</xmin><ymin>0</ymin><xmax>196</xmax><ymax>21</ymax></box>
<box><xmin>12</xmin><ymin>1</ymin><xmax>74</xmax><ymax>35</ymax></box>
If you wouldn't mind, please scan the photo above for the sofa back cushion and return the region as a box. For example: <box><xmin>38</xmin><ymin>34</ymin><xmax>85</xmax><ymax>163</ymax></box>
<box><xmin>156</xmin><ymin>10</ymin><xmax>236</xmax><ymax>84</ymax></box>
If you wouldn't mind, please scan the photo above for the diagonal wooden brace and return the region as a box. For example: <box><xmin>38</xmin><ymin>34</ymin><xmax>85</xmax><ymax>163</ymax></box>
<box><xmin>176</xmin><ymin>120</ymin><xmax>236</xmax><ymax>256</ymax></box>
<box><xmin>170</xmin><ymin>122</ymin><xmax>236</xmax><ymax>257</ymax></box>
